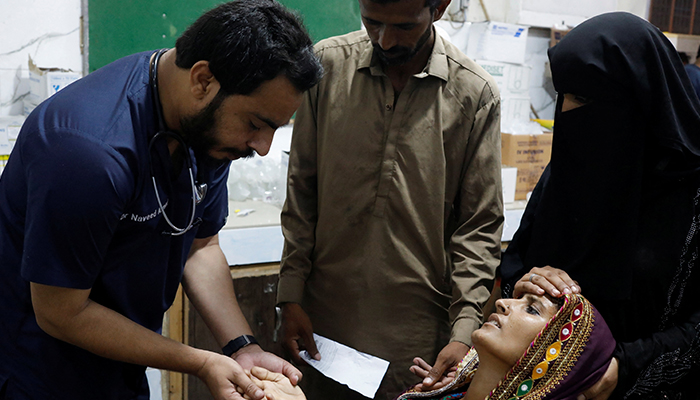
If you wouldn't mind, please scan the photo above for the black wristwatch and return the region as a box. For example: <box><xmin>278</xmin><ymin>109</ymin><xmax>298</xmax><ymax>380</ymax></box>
<box><xmin>222</xmin><ymin>335</ymin><xmax>259</xmax><ymax>357</ymax></box>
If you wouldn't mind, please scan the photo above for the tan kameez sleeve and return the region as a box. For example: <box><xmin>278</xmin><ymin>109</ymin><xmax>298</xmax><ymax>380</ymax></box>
<box><xmin>277</xmin><ymin>56</ymin><xmax>322</xmax><ymax>305</ymax></box>
<box><xmin>448</xmin><ymin>83</ymin><xmax>503</xmax><ymax>343</ymax></box>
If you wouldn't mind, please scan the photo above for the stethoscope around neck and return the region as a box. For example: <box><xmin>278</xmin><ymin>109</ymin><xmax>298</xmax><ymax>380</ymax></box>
<box><xmin>149</xmin><ymin>48</ymin><xmax>208</xmax><ymax>236</ymax></box>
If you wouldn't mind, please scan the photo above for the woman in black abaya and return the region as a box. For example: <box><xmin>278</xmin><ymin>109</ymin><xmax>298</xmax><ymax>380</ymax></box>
<box><xmin>500</xmin><ymin>12</ymin><xmax>700</xmax><ymax>399</ymax></box>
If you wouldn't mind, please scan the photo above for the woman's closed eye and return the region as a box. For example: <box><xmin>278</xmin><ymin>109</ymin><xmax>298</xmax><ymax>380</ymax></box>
<box><xmin>526</xmin><ymin>304</ymin><xmax>541</xmax><ymax>316</ymax></box>
<box><xmin>522</xmin><ymin>294</ymin><xmax>552</xmax><ymax>317</ymax></box>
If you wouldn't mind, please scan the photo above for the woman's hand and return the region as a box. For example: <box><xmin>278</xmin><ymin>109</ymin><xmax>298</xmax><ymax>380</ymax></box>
<box><xmin>409</xmin><ymin>357</ymin><xmax>457</xmax><ymax>391</ymax></box>
<box><xmin>233</xmin><ymin>345</ymin><xmax>302</xmax><ymax>386</ymax></box>
<box><xmin>239</xmin><ymin>367</ymin><xmax>306</xmax><ymax>400</ymax></box>
<box><xmin>514</xmin><ymin>266</ymin><xmax>581</xmax><ymax>299</ymax></box>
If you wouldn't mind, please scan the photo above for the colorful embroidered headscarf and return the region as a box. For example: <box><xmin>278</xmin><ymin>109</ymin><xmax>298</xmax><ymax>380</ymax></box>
<box><xmin>397</xmin><ymin>294</ymin><xmax>615</xmax><ymax>400</ymax></box>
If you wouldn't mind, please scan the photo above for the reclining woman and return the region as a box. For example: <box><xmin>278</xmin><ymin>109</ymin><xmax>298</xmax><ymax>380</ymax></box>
<box><xmin>242</xmin><ymin>293</ymin><xmax>615</xmax><ymax>400</ymax></box>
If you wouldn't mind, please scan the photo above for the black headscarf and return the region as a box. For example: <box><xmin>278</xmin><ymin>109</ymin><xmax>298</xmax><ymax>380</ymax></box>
<box><xmin>500</xmin><ymin>12</ymin><xmax>700</xmax><ymax>397</ymax></box>
<box><xmin>548</xmin><ymin>12</ymin><xmax>700</xmax><ymax>170</ymax></box>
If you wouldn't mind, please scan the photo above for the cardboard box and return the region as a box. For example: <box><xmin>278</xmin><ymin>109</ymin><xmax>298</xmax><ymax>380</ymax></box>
<box><xmin>502</xmin><ymin>133</ymin><xmax>553</xmax><ymax>200</ymax></box>
<box><xmin>501</xmin><ymin>166</ymin><xmax>517</xmax><ymax>204</ymax></box>
<box><xmin>0</xmin><ymin>116</ymin><xmax>25</xmax><ymax>155</ymax></box>
<box><xmin>28</xmin><ymin>56</ymin><xmax>81</xmax><ymax>102</ymax></box>
<box><xmin>550</xmin><ymin>27</ymin><xmax>571</xmax><ymax>48</ymax></box>
<box><xmin>23</xmin><ymin>97</ymin><xmax>40</xmax><ymax>117</ymax></box>
<box><xmin>501</xmin><ymin>132</ymin><xmax>553</xmax><ymax>166</ymax></box>
<box><xmin>501</xmin><ymin>95</ymin><xmax>532</xmax><ymax>126</ymax></box>
<box><xmin>467</xmin><ymin>21</ymin><xmax>529</xmax><ymax>65</ymax></box>
<box><xmin>513</xmin><ymin>164</ymin><xmax>547</xmax><ymax>200</ymax></box>
<box><xmin>0</xmin><ymin>154</ymin><xmax>9</xmax><ymax>177</ymax></box>
<box><xmin>476</xmin><ymin>60</ymin><xmax>531</xmax><ymax>96</ymax></box>
<box><xmin>0</xmin><ymin>125</ymin><xmax>11</xmax><ymax>156</ymax></box>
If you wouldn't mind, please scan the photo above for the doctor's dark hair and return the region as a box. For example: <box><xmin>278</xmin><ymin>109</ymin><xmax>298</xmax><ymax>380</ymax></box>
<box><xmin>175</xmin><ymin>0</ymin><xmax>322</xmax><ymax>96</ymax></box>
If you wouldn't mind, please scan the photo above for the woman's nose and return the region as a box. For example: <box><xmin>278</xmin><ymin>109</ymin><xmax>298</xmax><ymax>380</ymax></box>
<box><xmin>495</xmin><ymin>298</ymin><xmax>512</xmax><ymax>314</ymax></box>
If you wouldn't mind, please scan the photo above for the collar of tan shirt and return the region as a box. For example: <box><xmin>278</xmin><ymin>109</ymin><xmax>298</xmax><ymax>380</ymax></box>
<box><xmin>357</xmin><ymin>27</ymin><xmax>450</xmax><ymax>82</ymax></box>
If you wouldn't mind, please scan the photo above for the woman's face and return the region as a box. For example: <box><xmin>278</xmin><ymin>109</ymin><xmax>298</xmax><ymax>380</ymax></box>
<box><xmin>472</xmin><ymin>294</ymin><xmax>561</xmax><ymax>368</ymax></box>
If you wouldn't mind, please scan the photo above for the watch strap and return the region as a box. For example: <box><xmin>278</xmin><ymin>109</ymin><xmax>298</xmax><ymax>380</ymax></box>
<box><xmin>222</xmin><ymin>335</ymin><xmax>258</xmax><ymax>357</ymax></box>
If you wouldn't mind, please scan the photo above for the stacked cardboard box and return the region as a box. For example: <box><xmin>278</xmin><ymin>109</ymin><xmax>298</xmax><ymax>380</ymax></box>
<box><xmin>467</xmin><ymin>21</ymin><xmax>532</xmax><ymax>130</ymax></box>
<box><xmin>467</xmin><ymin>21</ymin><xmax>529</xmax><ymax>65</ymax></box>
<box><xmin>501</xmin><ymin>132</ymin><xmax>553</xmax><ymax>200</ymax></box>
<box><xmin>24</xmin><ymin>56</ymin><xmax>81</xmax><ymax>116</ymax></box>
<box><xmin>462</xmin><ymin>21</ymin><xmax>539</xmax><ymax>203</ymax></box>
<box><xmin>550</xmin><ymin>27</ymin><xmax>571</xmax><ymax>48</ymax></box>
<box><xmin>0</xmin><ymin>116</ymin><xmax>26</xmax><ymax>176</ymax></box>
<box><xmin>477</xmin><ymin>59</ymin><xmax>532</xmax><ymax>125</ymax></box>
<box><xmin>501</xmin><ymin>166</ymin><xmax>517</xmax><ymax>204</ymax></box>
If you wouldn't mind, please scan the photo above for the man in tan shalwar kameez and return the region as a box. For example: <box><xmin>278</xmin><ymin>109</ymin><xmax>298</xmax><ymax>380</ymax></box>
<box><xmin>277</xmin><ymin>0</ymin><xmax>504</xmax><ymax>398</ymax></box>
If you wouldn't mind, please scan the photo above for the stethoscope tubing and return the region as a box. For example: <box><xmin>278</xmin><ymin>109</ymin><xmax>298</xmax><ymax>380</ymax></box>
<box><xmin>148</xmin><ymin>48</ymin><xmax>203</xmax><ymax>236</ymax></box>
<box><xmin>149</xmin><ymin>131</ymin><xmax>199</xmax><ymax>236</ymax></box>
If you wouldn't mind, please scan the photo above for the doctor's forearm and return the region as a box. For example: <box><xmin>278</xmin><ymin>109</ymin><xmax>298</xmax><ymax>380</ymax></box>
<box><xmin>183</xmin><ymin>235</ymin><xmax>254</xmax><ymax>348</ymax></box>
<box><xmin>30</xmin><ymin>282</ymin><xmax>213</xmax><ymax>375</ymax></box>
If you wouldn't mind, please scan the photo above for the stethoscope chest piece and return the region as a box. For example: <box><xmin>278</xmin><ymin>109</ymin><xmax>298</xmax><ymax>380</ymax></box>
<box><xmin>195</xmin><ymin>183</ymin><xmax>207</xmax><ymax>205</ymax></box>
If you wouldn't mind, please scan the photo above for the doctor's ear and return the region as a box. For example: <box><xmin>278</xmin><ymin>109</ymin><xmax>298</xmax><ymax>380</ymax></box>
<box><xmin>189</xmin><ymin>60</ymin><xmax>220</xmax><ymax>101</ymax></box>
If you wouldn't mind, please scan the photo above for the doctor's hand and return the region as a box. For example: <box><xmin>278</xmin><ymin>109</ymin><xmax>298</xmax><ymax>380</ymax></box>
<box><xmin>195</xmin><ymin>351</ymin><xmax>266</xmax><ymax>400</ymax></box>
<box><xmin>280</xmin><ymin>303</ymin><xmax>320</xmax><ymax>365</ymax></box>
<box><xmin>514</xmin><ymin>266</ymin><xmax>580</xmax><ymax>299</ymax></box>
<box><xmin>233</xmin><ymin>344</ymin><xmax>302</xmax><ymax>387</ymax></box>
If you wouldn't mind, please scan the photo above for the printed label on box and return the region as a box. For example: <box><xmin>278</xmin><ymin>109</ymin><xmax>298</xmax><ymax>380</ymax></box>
<box><xmin>467</xmin><ymin>22</ymin><xmax>529</xmax><ymax>65</ymax></box>
<box><xmin>477</xmin><ymin>60</ymin><xmax>531</xmax><ymax>96</ymax></box>
<box><xmin>0</xmin><ymin>116</ymin><xmax>26</xmax><ymax>153</ymax></box>
<box><xmin>502</xmin><ymin>132</ymin><xmax>553</xmax><ymax>166</ymax></box>
<box><xmin>501</xmin><ymin>96</ymin><xmax>532</xmax><ymax>125</ymax></box>
<box><xmin>513</xmin><ymin>164</ymin><xmax>547</xmax><ymax>200</ymax></box>
<box><xmin>0</xmin><ymin>128</ymin><xmax>10</xmax><ymax>156</ymax></box>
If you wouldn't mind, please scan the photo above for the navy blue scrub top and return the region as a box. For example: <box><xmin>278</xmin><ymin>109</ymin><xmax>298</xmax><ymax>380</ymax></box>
<box><xmin>0</xmin><ymin>51</ymin><xmax>230</xmax><ymax>399</ymax></box>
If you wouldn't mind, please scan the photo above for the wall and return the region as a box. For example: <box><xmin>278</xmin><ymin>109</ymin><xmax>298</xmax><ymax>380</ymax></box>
<box><xmin>88</xmin><ymin>0</ymin><xmax>361</xmax><ymax>72</ymax></box>
<box><xmin>0</xmin><ymin>0</ymin><xmax>359</xmax><ymax>117</ymax></box>
<box><xmin>0</xmin><ymin>0</ymin><xmax>82</xmax><ymax>117</ymax></box>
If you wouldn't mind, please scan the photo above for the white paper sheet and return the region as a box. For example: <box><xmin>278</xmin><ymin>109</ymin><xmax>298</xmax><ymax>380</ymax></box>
<box><xmin>299</xmin><ymin>333</ymin><xmax>390</xmax><ymax>398</ymax></box>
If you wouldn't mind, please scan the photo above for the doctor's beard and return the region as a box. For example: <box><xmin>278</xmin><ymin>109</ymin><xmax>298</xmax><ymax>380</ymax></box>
<box><xmin>179</xmin><ymin>91</ymin><xmax>254</xmax><ymax>168</ymax></box>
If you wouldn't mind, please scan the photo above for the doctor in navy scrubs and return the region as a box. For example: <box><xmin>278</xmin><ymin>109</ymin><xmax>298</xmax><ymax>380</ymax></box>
<box><xmin>0</xmin><ymin>1</ymin><xmax>322</xmax><ymax>399</ymax></box>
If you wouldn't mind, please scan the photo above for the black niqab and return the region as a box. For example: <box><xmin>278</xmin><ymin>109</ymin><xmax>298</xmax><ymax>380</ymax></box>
<box><xmin>548</xmin><ymin>12</ymin><xmax>700</xmax><ymax>170</ymax></box>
